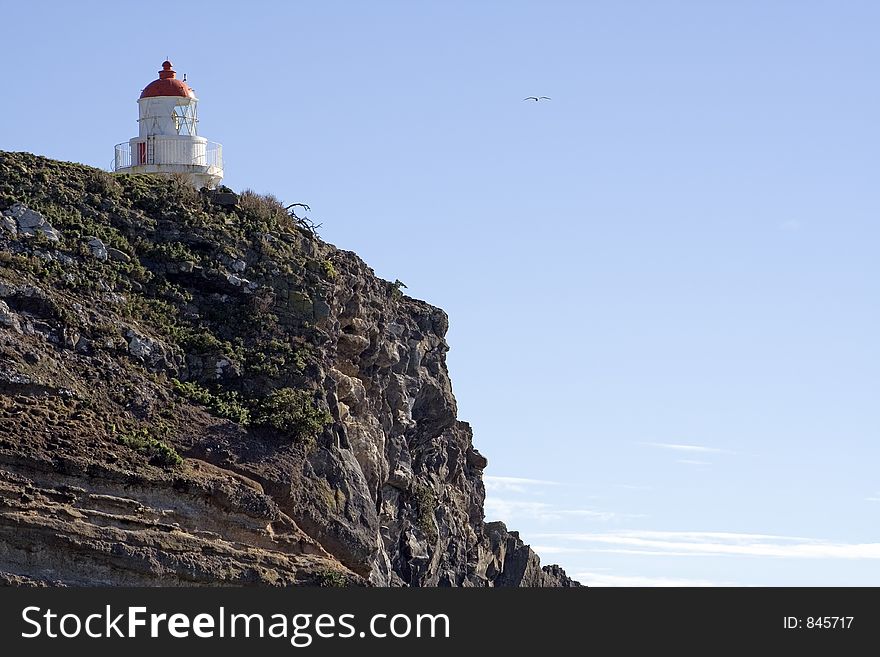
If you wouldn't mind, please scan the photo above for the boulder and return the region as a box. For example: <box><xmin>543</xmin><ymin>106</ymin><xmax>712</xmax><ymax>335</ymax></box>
<box><xmin>106</xmin><ymin>247</ymin><xmax>130</xmax><ymax>263</ymax></box>
<box><xmin>5</xmin><ymin>203</ymin><xmax>60</xmax><ymax>241</ymax></box>
<box><xmin>0</xmin><ymin>215</ymin><xmax>17</xmax><ymax>235</ymax></box>
<box><xmin>86</xmin><ymin>237</ymin><xmax>108</xmax><ymax>261</ymax></box>
<box><xmin>0</xmin><ymin>300</ymin><xmax>21</xmax><ymax>332</ymax></box>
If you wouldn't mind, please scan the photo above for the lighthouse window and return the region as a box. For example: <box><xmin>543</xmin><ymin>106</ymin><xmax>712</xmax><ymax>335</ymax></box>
<box><xmin>171</xmin><ymin>105</ymin><xmax>197</xmax><ymax>136</ymax></box>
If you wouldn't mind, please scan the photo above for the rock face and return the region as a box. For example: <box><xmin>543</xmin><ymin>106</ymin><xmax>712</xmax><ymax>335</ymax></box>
<box><xmin>483</xmin><ymin>523</ymin><xmax>581</xmax><ymax>587</ymax></box>
<box><xmin>0</xmin><ymin>151</ymin><xmax>578</xmax><ymax>587</ymax></box>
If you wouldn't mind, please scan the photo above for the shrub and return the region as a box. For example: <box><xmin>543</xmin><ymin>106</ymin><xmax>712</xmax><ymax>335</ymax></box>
<box><xmin>321</xmin><ymin>259</ymin><xmax>338</xmax><ymax>280</ymax></box>
<box><xmin>238</xmin><ymin>190</ymin><xmax>322</xmax><ymax>236</ymax></box>
<box><xmin>85</xmin><ymin>170</ymin><xmax>122</xmax><ymax>198</ymax></box>
<box><xmin>172</xmin><ymin>379</ymin><xmax>251</xmax><ymax>425</ymax></box>
<box><xmin>238</xmin><ymin>189</ymin><xmax>288</xmax><ymax>223</ymax></box>
<box><xmin>390</xmin><ymin>278</ymin><xmax>407</xmax><ymax>299</ymax></box>
<box><xmin>145</xmin><ymin>241</ymin><xmax>198</xmax><ymax>263</ymax></box>
<box><xmin>243</xmin><ymin>339</ymin><xmax>305</xmax><ymax>376</ymax></box>
<box><xmin>122</xmin><ymin>295</ymin><xmax>179</xmax><ymax>335</ymax></box>
<box><xmin>177</xmin><ymin>328</ymin><xmax>226</xmax><ymax>354</ymax></box>
<box><xmin>317</xmin><ymin>570</ymin><xmax>348</xmax><ymax>587</ymax></box>
<box><xmin>251</xmin><ymin>387</ymin><xmax>331</xmax><ymax>441</ymax></box>
<box><xmin>118</xmin><ymin>428</ymin><xmax>183</xmax><ymax>468</ymax></box>
<box><xmin>168</xmin><ymin>171</ymin><xmax>200</xmax><ymax>199</ymax></box>
<box><xmin>410</xmin><ymin>483</ymin><xmax>438</xmax><ymax>543</ymax></box>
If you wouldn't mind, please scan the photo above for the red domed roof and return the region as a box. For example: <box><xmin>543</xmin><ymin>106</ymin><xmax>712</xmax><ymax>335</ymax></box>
<box><xmin>139</xmin><ymin>60</ymin><xmax>195</xmax><ymax>99</ymax></box>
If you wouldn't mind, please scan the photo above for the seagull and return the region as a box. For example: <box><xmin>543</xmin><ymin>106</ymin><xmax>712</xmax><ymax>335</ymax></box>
<box><xmin>523</xmin><ymin>96</ymin><xmax>551</xmax><ymax>101</ymax></box>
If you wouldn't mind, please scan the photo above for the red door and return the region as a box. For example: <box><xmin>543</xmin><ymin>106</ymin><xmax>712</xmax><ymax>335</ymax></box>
<box><xmin>137</xmin><ymin>142</ymin><xmax>146</xmax><ymax>165</ymax></box>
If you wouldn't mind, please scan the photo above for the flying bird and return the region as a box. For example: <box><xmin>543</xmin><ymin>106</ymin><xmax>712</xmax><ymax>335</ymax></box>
<box><xmin>523</xmin><ymin>96</ymin><xmax>551</xmax><ymax>101</ymax></box>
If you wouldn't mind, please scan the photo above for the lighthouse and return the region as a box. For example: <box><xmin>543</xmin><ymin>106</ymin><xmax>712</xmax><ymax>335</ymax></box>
<box><xmin>113</xmin><ymin>60</ymin><xmax>223</xmax><ymax>189</ymax></box>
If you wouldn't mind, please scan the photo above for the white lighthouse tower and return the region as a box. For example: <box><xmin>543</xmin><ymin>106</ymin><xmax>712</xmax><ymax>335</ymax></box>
<box><xmin>114</xmin><ymin>60</ymin><xmax>223</xmax><ymax>188</ymax></box>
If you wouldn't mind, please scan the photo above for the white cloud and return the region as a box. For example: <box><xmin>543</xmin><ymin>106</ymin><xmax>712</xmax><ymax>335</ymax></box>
<box><xmin>574</xmin><ymin>571</ymin><xmax>738</xmax><ymax>587</ymax></box>
<box><xmin>484</xmin><ymin>475</ymin><xmax>633</xmax><ymax>525</ymax></box>
<box><xmin>642</xmin><ymin>442</ymin><xmax>731</xmax><ymax>454</ymax></box>
<box><xmin>866</xmin><ymin>496</ymin><xmax>880</xmax><ymax>503</ymax></box>
<box><xmin>676</xmin><ymin>459</ymin><xmax>711</xmax><ymax>466</ymax></box>
<box><xmin>484</xmin><ymin>497</ymin><xmax>618</xmax><ymax>523</ymax></box>
<box><xmin>532</xmin><ymin>530</ymin><xmax>880</xmax><ymax>559</ymax></box>
<box><xmin>532</xmin><ymin>545</ymin><xmax>591</xmax><ymax>555</ymax></box>
<box><xmin>484</xmin><ymin>476</ymin><xmax>561</xmax><ymax>486</ymax></box>
<box><xmin>484</xmin><ymin>475</ymin><xmax>561</xmax><ymax>494</ymax></box>
<box><xmin>484</xmin><ymin>498</ymin><xmax>554</xmax><ymax>520</ymax></box>
<box><xmin>558</xmin><ymin>509</ymin><xmax>643</xmax><ymax>519</ymax></box>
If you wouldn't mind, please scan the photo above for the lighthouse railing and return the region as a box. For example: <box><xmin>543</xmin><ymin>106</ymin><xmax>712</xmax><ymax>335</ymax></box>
<box><xmin>113</xmin><ymin>140</ymin><xmax>222</xmax><ymax>172</ymax></box>
<box><xmin>114</xmin><ymin>142</ymin><xmax>132</xmax><ymax>170</ymax></box>
<box><xmin>205</xmin><ymin>142</ymin><xmax>223</xmax><ymax>171</ymax></box>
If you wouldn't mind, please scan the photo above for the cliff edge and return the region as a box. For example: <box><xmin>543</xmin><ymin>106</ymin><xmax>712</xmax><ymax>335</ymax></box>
<box><xmin>0</xmin><ymin>151</ymin><xmax>579</xmax><ymax>587</ymax></box>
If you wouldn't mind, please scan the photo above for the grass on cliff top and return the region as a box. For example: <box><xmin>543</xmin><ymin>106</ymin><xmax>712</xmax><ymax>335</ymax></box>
<box><xmin>0</xmin><ymin>151</ymin><xmax>336</xmax><ymax>450</ymax></box>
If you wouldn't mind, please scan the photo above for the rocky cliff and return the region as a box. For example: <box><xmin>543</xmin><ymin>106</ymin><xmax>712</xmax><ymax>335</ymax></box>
<box><xmin>0</xmin><ymin>151</ymin><xmax>578</xmax><ymax>587</ymax></box>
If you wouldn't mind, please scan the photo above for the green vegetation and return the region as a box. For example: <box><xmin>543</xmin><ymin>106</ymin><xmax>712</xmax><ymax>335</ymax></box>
<box><xmin>175</xmin><ymin>328</ymin><xmax>227</xmax><ymax>354</ymax></box>
<box><xmin>410</xmin><ymin>483</ymin><xmax>438</xmax><ymax>543</ymax></box>
<box><xmin>172</xmin><ymin>379</ymin><xmax>251</xmax><ymax>425</ymax></box>
<box><xmin>122</xmin><ymin>295</ymin><xmax>179</xmax><ymax>331</ymax></box>
<box><xmin>237</xmin><ymin>189</ymin><xmax>321</xmax><ymax>237</ymax></box>
<box><xmin>391</xmin><ymin>278</ymin><xmax>407</xmax><ymax>298</ymax></box>
<box><xmin>317</xmin><ymin>569</ymin><xmax>348</xmax><ymax>587</ymax></box>
<box><xmin>118</xmin><ymin>428</ymin><xmax>183</xmax><ymax>468</ymax></box>
<box><xmin>172</xmin><ymin>380</ymin><xmax>329</xmax><ymax>445</ymax></box>
<box><xmin>144</xmin><ymin>241</ymin><xmax>199</xmax><ymax>263</ymax></box>
<box><xmin>251</xmin><ymin>387</ymin><xmax>332</xmax><ymax>442</ymax></box>
<box><xmin>238</xmin><ymin>189</ymin><xmax>289</xmax><ymax>223</ymax></box>
<box><xmin>321</xmin><ymin>259</ymin><xmax>338</xmax><ymax>280</ymax></box>
<box><xmin>0</xmin><ymin>151</ymin><xmax>336</xmax><ymax>455</ymax></box>
<box><xmin>242</xmin><ymin>339</ymin><xmax>306</xmax><ymax>377</ymax></box>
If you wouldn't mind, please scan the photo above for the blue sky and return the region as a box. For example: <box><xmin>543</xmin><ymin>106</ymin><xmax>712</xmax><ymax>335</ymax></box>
<box><xmin>2</xmin><ymin>1</ymin><xmax>878</xmax><ymax>585</ymax></box>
